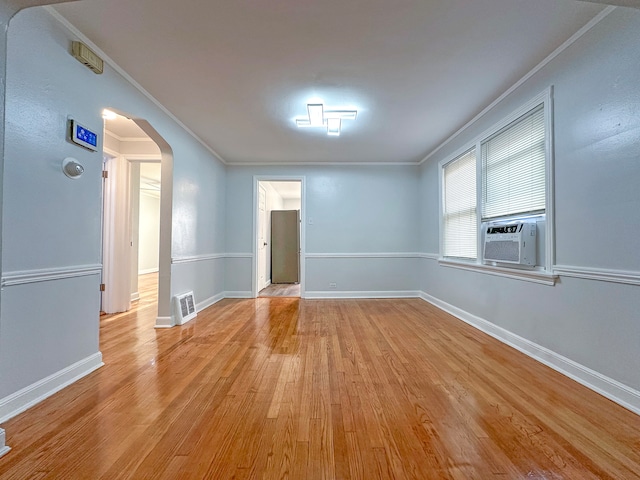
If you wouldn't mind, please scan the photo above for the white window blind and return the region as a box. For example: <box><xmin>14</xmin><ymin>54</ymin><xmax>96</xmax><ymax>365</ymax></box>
<box><xmin>482</xmin><ymin>104</ymin><xmax>545</xmax><ymax>220</ymax></box>
<box><xmin>443</xmin><ymin>149</ymin><xmax>477</xmax><ymax>259</ymax></box>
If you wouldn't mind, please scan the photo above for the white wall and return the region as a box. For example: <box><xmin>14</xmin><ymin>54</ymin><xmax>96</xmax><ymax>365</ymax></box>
<box><xmin>418</xmin><ymin>7</ymin><xmax>640</xmax><ymax>412</ymax></box>
<box><xmin>0</xmin><ymin>6</ymin><xmax>227</xmax><ymax>421</ymax></box>
<box><xmin>226</xmin><ymin>165</ymin><xmax>420</xmax><ymax>296</ymax></box>
<box><xmin>282</xmin><ymin>198</ymin><xmax>301</xmax><ymax>210</ymax></box>
<box><xmin>104</xmin><ymin>132</ymin><xmax>160</xmax><ymax>158</ymax></box>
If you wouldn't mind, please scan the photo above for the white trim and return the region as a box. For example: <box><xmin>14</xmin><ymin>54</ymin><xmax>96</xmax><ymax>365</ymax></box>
<box><xmin>172</xmin><ymin>253</ymin><xmax>226</xmax><ymax>264</ymax></box>
<box><xmin>418</xmin><ymin>291</ymin><xmax>640</xmax><ymax>416</ymax></box>
<box><xmin>417</xmin><ymin>253</ymin><xmax>439</xmax><ymax>260</ymax></box>
<box><xmin>171</xmin><ymin>253</ymin><xmax>254</xmax><ymax>264</ymax></box>
<box><xmin>104</xmin><ymin>129</ymin><xmax>156</xmax><ymax>143</ymax></box>
<box><xmin>437</xmin><ymin>88</ymin><xmax>555</xmax><ymax>274</ymax></box>
<box><xmin>305</xmin><ymin>252</ymin><xmax>421</xmax><ymax>259</ymax></box>
<box><xmin>101</xmin><ymin>153</ymin><xmax>133</xmax><ymax>314</ymax></box>
<box><xmin>475</xmin><ymin>89</ymin><xmax>551</xmax><ymax>154</ymax></box>
<box><xmin>225</xmin><ymin>253</ymin><xmax>253</xmax><ymax>259</ymax></box>
<box><xmin>131</xmin><ymin>291</ymin><xmax>140</xmax><ymax>302</ymax></box>
<box><xmin>224</xmin><ymin>291</ymin><xmax>253</xmax><ymax>299</ymax></box>
<box><xmin>138</xmin><ymin>267</ymin><xmax>159</xmax><ymax>275</ymax></box>
<box><xmin>45</xmin><ymin>7</ymin><xmax>228</xmax><ymax>166</ymax></box>
<box><xmin>253</xmin><ymin>176</ymin><xmax>306</xmax><ymax>299</ymax></box>
<box><xmin>47</xmin><ymin>5</ymin><xmax>615</xmax><ymax>169</ymax></box>
<box><xmin>554</xmin><ymin>265</ymin><xmax>640</xmax><ymax>286</ymax></box>
<box><xmin>122</xmin><ymin>154</ymin><xmax>162</xmax><ymax>162</ymax></box>
<box><xmin>439</xmin><ymin>259</ymin><xmax>557</xmax><ymax>286</ymax></box>
<box><xmin>102</xmin><ymin>146</ymin><xmax>120</xmax><ymax>158</ymax></box>
<box><xmin>304</xmin><ymin>290</ymin><xmax>421</xmax><ymax>299</ymax></box>
<box><xmin>1</xmin><ymin>264</ymin><xmax>102</xmax><ymax>287</ymax></box>
<box><xmin>419</xmin><ymin>6</ymin><xmax>616</xmax><ymax>166</ymax></box>
<box><xmin>0</xmin><ymin>428</ymin><xmax>9</xmax><ymax>459</ymax></box>
<box><xmin>196</xmin><ymin>292</ymin><xmax>225</xmax><ymax>312</ymax></box>
<box><xmin>152</xmin><ymin>294</ymin><xmax>225</xmax><ymax>328</ymax></box>
<box><xmin>0</xmin><ymin>353</ymin><xmax>104</xmax><ymax>423</ymax></box>
<box><xmin>228</xmin><ymin>161</ymin><xmax>419</xmax><ymax>167</ymax></box>
<box><xmin>155</xmin><ymin>316</ymin><xmax>174</xmax><ymax>329</ymax></box>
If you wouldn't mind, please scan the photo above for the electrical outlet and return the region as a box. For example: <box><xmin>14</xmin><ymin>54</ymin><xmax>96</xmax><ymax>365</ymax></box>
<box><xmin>329</xmin><ymin>282</ymin><xmax>337</xmax><ymax>288</ymax></box>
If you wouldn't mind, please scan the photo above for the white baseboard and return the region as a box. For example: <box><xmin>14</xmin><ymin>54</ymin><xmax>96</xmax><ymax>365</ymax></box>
<box><xmin>155</xmin><ymin>316</ymin><xmax>174</xmax><ymax>328</ymax></box>
<box><xmin>224</xmin><ymin>291</ymin><xmax>253</xmax><ymax>299</ymax></box>
<box><xmin>196</xmin><ymin>292</ymin><xmax>225</xmax><ymax>312</ymax></box>
<box><xmin>155</xmin><ymin>294</ymin><xmax>226</xmax><ymax>328</ymax></box>
<box><xmin>0</xmin><ymin>428</ymin><xmax>9</xmax><ymax>459</ymax></box>
<box><xmin>130</xmin><ymin>291</ymin><xmax>140</xmax><ymax>302</ymax></box>
<box><xmin>0</xmin><ymin>352</ymin><xmax>104</xmax><ymax>423</ymax></box>
<box><xmin>419</xmin><ymin>291</ymin><xmax>640</xmax><ymax>416</ymax></box>
<box><xmin>304</xmin><ymin>290</ymin><xmax>421</xmax><ymax>299</ymax></box>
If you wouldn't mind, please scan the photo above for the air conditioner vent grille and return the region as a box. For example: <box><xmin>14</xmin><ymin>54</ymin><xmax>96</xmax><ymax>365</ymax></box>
<box><xmin>484</xmin><ymin>240</ymin><xmax>520</xmax><ymax>263</ymax></box>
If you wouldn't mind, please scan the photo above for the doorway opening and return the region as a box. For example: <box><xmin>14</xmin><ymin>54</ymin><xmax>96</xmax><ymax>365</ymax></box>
<box><xmin>254</xmin><ymin>178</ymin><xmax>304</xmax><ymax>298</ymax></box>
<box><xmin>101</xmin><ymin>109</ymin><xmax>173</xmax><ymax>325</ymax></box>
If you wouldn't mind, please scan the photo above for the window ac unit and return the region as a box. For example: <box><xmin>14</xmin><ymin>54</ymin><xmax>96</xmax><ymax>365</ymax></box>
<box><xmin>483</xmin><ymin>221</ymin><xmax>537</xmax><ymax>266</ymax></box>
<box><xmin>174</xmin><ymin>291</ymin><xmax>197</xmax><ymax>325</ymax></box>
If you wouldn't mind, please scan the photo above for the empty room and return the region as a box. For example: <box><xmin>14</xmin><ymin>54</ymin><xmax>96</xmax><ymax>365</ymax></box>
<box><xmin>0</xmin><ymin>0</ymin><xmax>639</xmax><ymax>478</ymax></box>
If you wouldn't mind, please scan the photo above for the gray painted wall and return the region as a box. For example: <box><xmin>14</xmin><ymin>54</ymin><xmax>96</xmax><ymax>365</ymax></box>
<box><xmin>418</xmin><ymin>8</ymin><xmax>640</xmax><ymax>396</ymax></box>
<box><xmin>0</xmin><ymin>6</ymin><xmax>226</xmax><ymax>418</ymax></box>
<box><xmin>225</xmin><ymin>165</ymin><xmax>420</xmax><ymax>295</ymax></box>
<box><xmin>0</xmin><ymin>2</ymin><xmax>638</xmax><ymax>425</ymax></box>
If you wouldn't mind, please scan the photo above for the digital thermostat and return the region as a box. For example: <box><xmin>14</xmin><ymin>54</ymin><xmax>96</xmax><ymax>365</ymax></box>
<box><xmin>70</xmin><ymin>119</ymin><xmax>99</xmax><ymax>151</ymax></box>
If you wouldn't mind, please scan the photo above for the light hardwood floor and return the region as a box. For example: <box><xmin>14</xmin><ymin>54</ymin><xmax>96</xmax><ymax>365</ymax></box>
<box><xmin>1</xmin><ymin>293</ymin><xmax>640</xmax><ymax>479</ymax></box>
<box><xmin>259</xmin><ymin>283</ymin><xmax>301</xmax><ymax>297</ymax></box>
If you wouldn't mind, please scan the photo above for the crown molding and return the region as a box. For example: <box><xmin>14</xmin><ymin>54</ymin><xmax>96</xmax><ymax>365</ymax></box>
<box><xmin>418</xmin><ymin>6</ymin><xmax>616</xmax><ymax>166</ymax></box>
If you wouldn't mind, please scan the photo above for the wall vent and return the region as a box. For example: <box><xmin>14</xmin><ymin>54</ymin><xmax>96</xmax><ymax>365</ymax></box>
<box><xmin>174</xmin><ymin>291</ymin><xmax>197</xmax><ymax>325</ymax></box>
<box><xmin>71</xmin><ymin>41</ymin><xmax>104</xmax><ymax>74</ymax></box>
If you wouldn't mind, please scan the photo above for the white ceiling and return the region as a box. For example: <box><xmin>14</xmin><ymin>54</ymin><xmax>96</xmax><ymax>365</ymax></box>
<box><xmin>103</xmin><ymin>113</ymin><xmax>149</xmax><ymax>139</ymax></box>
<box><xmin>53</xmin><ymin>0</ymin><xmax>607</xmax><ymax>165</ymax></box>
<box><xmin>266</xmin><ymin>181</ymin><xmax>302</xmax><ymax>200</ymax></box>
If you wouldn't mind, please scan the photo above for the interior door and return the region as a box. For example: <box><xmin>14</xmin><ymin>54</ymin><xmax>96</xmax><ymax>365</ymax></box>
<box><xmin>258</xmin><ymin>184</ymin><xmax>267</xmax><ymax>291</ymax></box>
<box><xmin>271</xmin><ymin>210</ymin><xmax>300</xmax><ymax>283</ymax></box>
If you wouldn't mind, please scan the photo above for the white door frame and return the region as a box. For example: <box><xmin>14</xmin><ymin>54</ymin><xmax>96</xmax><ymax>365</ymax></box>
<box><xmin>128</xmin><ymin>156</ymin><xmax>162</xmax><ymax>301</ymax></box>
<box><xmin>252</xmin><ymin>176</ymin><xmax>305</xmax><ymax>298</ymax></box>
<box><xmin>101</xmin><ymin>114</ymin><xmax>174</xmax><ymax>325</ymax></box>
<box><xmin>101</xmin><ymin>151</ymin><xmax>161</xmax><ymax>311</ymax></box>
<box><xmin>257</xmin><ymin>183</ymin><xmax>268</xmax><ymax>292</ymax></box>
<box><xmin>101</xmin><ymin>147</ymin><xmax>133</xmax><ymax>314</ymax></box>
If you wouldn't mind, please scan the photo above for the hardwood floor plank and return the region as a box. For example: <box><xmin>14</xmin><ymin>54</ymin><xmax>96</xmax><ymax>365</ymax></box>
<box><xmin>2</xmin><ymin>295</ymin><xmax>640</xmax><ymax>479</ymax></box>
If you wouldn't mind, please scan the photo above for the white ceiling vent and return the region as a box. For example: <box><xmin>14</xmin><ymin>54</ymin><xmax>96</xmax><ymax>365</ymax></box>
<box><xmin>174</xmin><ymin>291</ymin><xmax>197</xmax><ymax>325</ymax></box>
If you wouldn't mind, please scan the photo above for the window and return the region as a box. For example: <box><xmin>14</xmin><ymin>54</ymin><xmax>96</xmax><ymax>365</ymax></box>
<box><xmin>439</xmin><ymin>89</ymin><xmax>553</xmax><ymax>277</ymax></box>
<box><xmin>482</xmin><ymin>104</ymin><xmax>545</xmax><ymax>220</ymax></box>
<box><xmin>443</xmin><ymin>149</ymin><xmax>477</xmax><ymax>259</ymax></box>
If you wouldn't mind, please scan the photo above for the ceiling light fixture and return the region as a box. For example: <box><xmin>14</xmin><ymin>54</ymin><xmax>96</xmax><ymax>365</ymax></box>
<box><xmin>326</xmin><ymin>118</ymin><xmax>341</xmax><ymax>136</ymax></box>
<box><xmin>308</xmin><ymin>104</ymin><xmax>324</xmax><ymax>127</ymax></box>
<box><xmin>295</xmin><ymin>102</ymin><xmax>357</xmax><ymax>136</ymax></box>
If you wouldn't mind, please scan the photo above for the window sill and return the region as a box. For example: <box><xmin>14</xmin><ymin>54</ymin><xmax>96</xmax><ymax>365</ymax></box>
<box><xmin>438</xmin><ymin>259</ymin><xmax>557</xmax><ymax>286</ymax></box>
